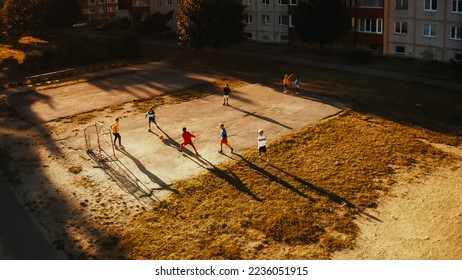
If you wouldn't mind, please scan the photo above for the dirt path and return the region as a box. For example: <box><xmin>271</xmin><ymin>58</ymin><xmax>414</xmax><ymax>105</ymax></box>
<box><xmin>334</xmin><ymin>143</ymin><xmax>462</xmax><ymax>259</ymax></box>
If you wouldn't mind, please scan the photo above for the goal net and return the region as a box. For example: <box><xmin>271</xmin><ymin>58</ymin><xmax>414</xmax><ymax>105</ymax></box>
<box><xmin>84</xmin><ymin>122</ymin><xmax>115</xmax><ymax>161</ymax></box>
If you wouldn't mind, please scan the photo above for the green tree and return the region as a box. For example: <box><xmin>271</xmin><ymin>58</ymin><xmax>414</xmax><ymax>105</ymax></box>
<box><xmin>293</xmin><ymin>0</ymin><xmax>350</xmax><ymax>51</ymax></box>
<box><xmin>177</xmin><ymin>0</ymin><xmax>245</xmax><ymax>49</ymax></box>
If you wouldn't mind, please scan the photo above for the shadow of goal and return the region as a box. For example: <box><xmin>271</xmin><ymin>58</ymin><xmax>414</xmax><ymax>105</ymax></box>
<box><xmin>84</xmin><ymin>122</ymin><xmax>115</xmax><ymax>161</ymax></box>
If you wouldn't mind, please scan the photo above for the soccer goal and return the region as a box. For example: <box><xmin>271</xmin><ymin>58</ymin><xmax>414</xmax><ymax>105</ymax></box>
<box><xmin>84</xmin><ymin>122</ymin><xmax>115</xmax><ymax>161</ymax></box>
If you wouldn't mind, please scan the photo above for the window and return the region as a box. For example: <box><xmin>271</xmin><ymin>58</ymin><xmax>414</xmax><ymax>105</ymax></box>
<box><xmin>178</xmin><ymin>0</ymin><xmax>183</xmax><ymax>4</ymax></box>
<box><xmin>424</xmin><ymin>0</ymin><xmax>437</xmax><ymax>11</ymax></box>
<box><xmin>245</xmin><ymin>14</ymin><xmax>253</xmax><ymax>24</ymax></box>
<box><xmin>395</xmin><ymin>46</ymin><xmax>405</xmax><ymax>54</ymax></box>
<box><xmin>280</xmin><ymin>34</ymin><xmax>289</xmax><ymax>43</ymax></box>
<box><xmin>244</xmin><ymin>0</ymin><xmax>252</xmax><ymax>5</ymax></box>
<box><xmin>395</xmin><ymin>0</ymin><xmax>408</xmax><ymax>9</ymax></box>
<box><xmin>423</xmin><ymin>24</ymin><xmax>437</xmax><ymax>37</ymax></box>
<box><xmin>278</xmin><ymin>0</ymin><xmax>288</xmax><ymax>4</ymax></box>
<box><xmin>278</xmin><ymin>15</ymin><xmax>289</xmax><ymax>26</ymax></box>
<box><xmin>99</xmin><ymin>0</ymin><xmax>104</xmax><ymax>4</ymax></box>
<box><xmin>262</xmin><ymin>0</ymin><xmax>270</xmax><ymax>5</ymax></box>
<box><xmin>359</xmin><ymin>0</ymin><xmax>383</xmax><ymax>7</ymax></box>
<box><xmin>157</xmin><ymin>0</ymin><xmax>162</xmax><ymax>6</ymax></box>
<box><xmin>357</xmin><ymin>18</ymin><xmax>383</xmax><ymax>34</ymax></box>
<box><xmin>262</xmin><ymin>14</ymin><xmax>270</xmax><ymax>25</ymax></box>
<box><xmin>167</xmin><ymin>0</ymin><xmax>172</xmax><ymax>6</ymax></box>
<box><xmin>453</xmin><ymin>0</ymin><xmax>462</xmax><ymax>13</ymax></box>
<box><xmin>395</xmin><ymin>22</ymin><xmax>408</xmax><ymax>34</ymax></box>
<box><xmin>454</xmin><ymin>52</ymin><xmax>462</xmax><ymax>62</ymax></box>
<box><xmin>89</xmin><ymin>0</ymin><xmax>96</xmax><ymax>4</ymax></box>
<box><xmin>451</xmin><ymin>27</ymin><xmax>462</xmax><ymax>40</ymax></box>
<box><xmin>290</xmin><ymin>0</ymin><xmax>298</xmax><ymax>5</ymax></box>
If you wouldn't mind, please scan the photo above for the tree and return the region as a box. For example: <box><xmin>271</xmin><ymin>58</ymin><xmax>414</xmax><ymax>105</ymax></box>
<box><xmin>0</xmin><ymin>0</ymin><xmax>47</xmax><ymax>36</ymax></box>
<box><xmin>141</xmin><ymin>11</ymin><xmax>173</xmax><ymax>36</ymax></box>
<box><xmin>41</xmin><ymin>0</ymin><xmax>82</xmax><ymax>31</ymax></box>
<box><xmin>177</xmin><ymin>0</ymin><xmax>245</xmax><ymax>49</ymax></box>
<box><xmin>0</xmin><ymin>0</ymin><xmax>81</xmax><ymax>36</ymax></box>
<box><xmin>293</xmin><ymin>0</ymin><xmax>350</xmax><ymax>51</ymax></box>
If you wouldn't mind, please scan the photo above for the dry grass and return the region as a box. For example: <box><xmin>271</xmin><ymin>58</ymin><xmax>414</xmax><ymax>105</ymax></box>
<box><xmin>117</xmin><ymin>110</ymin><xmax>460</xmax><ymax>260</ymax></box>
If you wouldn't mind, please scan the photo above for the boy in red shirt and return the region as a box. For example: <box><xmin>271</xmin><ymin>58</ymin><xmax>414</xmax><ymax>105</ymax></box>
<box><xmin>179</xmin><ymin>127</ymin><xmax>199</xmax><ymax>155</ymax></box>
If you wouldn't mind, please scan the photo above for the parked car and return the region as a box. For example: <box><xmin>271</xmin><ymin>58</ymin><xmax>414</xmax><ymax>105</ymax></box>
<box><xmin>72</xmin><ymin>22</ymin><xmax>88</xmax><ymax>29</ymax></box>
<box><xmin>95</xmin><ymin>22</ymin><xmax>116</xmax><ymax>30</ymax></box>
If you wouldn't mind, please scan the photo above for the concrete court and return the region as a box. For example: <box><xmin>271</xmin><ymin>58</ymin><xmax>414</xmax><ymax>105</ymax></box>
<box><xmin>7</xmin><ymin>61</ymin><xmax>218</xmax><ymax>123</ymax></box>
<box><xmin>94</xmin><ymin>83</ymin><xmax>345</xmax><ymax>199</ymax></box>
<box><xmin>1</xmin><ymin>60</ymin><xmax>345</xmax><ymax>259</ymax></box>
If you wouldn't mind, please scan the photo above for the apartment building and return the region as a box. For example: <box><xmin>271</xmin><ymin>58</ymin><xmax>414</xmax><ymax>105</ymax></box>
<box><xmin>387</xmin><ymin>0</ymin><xmax>462</xmax><ymax>62</ymax></box>
<box><xmin>339</xmin><ymin>0</ymin><xmax>386</xmax><ymax>53</ymax></box>
<box><xmin>242</xmin><ymin>0</ymin><xmax>298</xmax><ymax>44</ymax></box>
<box><xmin>131</xmin><ymin>0</ymin><xmax>151</xmax><ymax>28</ymax></box>
<box><xmin>75</xmin><ymin>0</ymin><xmax>461</xmax><ymax>63</ymax></box>
<box><xmin>79</xmin><ymin>0</ymin><xmax>119</xmax><ymax>23</ymax></box>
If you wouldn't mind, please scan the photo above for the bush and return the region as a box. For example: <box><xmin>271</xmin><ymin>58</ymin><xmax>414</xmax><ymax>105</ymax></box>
<box><xmin>351</xmin><ymin>49</ymin><xmax>370</xmax><ymax>64</ymax></box>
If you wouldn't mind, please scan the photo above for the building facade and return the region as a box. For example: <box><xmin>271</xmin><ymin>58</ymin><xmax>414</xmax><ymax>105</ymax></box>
<box><xmin>339</xmin><ymin>0</ymin><xmax>386</xmax><ymax>53</ymax></box>
<box><xmin>76</xmin><ymin>0</ymin><xmax>462</xmax><ymax>63</ymax></box>
<box><xmin>386</xmin><ymin>0</ymin><xmax>462</xmax><ymax>62</ymax></box>
<box><xmin>79</xmin><ymin>0</ymin><xmax>119</xmax><ymax>23</ymax></box>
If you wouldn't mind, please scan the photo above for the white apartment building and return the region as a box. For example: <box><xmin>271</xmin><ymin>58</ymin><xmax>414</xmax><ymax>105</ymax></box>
<box><xmin>150</xmin><ymin>0</ymin><xmax>296</xmax><ymax>43</ymax></box>
<box><xmin>387</xmin><ymin>0</ymin><xmax>462</xmax><ymax>62</ymax></box>
<box><xmin>242</xmin><ymin>0</ymin><xmax>298</xmax><ymax>43</ymax></box>
<box><xmin>148</xmin><ymin>0</ymin><xmax>461</xmax><ymax>62</ymax></box>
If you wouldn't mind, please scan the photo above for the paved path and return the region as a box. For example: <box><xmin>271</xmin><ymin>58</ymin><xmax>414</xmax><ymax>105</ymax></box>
<box><xmin>0</xmin><ymin>173</ymin><xmax>64</xmax><ymax>259</ymax></box>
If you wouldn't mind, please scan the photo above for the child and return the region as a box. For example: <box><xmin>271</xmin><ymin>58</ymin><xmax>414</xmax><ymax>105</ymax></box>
<box><xmin>257</xmin><ymin>129</ymin><xmax>268</xmax><ymax>162</ymax></box>
<box><xmin>111</xmin><ymin>117</ymin><xmax>122</xmax><ymax>147</ymax></box>
<box><xmin>219</xmin><ymin>123</ymin><xmax>234</xmax><ymax>153</ymax></box>
<box><xmin>283</xmin><ymin>73</ymin><xmax>293</xmax><ymax>93</ymax></box>
<box><xmin>222</xmin><ymin>84</ymin><xmax>231</xmax><ymax>106</ymax></box>
<box><xmin>179</xmin><ymin>127</ymin><xmax>199</xmax><ymax>155</ymax></box>
<box><xmin>145</xmin><ymin>107</ymin><xmax>158</xmax><ymax>131</ymax></box>
<box><xmin>295</xmin><ymin>75</ymin><xmax>300</xmax><ymax>94</ymax></box>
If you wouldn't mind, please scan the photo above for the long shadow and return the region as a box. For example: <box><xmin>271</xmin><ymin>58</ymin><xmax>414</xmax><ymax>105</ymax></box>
<box><xmin>184</xmin><ymin>154</ymin><xmax>262</xmax><ymax>202</ymax></box>
<box><xmin>88</xmin><ymin>150</ymin><xmax>159</xmax><ymax>203</ymax></box>
<box><xmin>269</xmin><ymin>163</ymin><xmax>382</xmax><ymax>222</ymax></box>
<box><xmin>155</xmin><ymin>127</ymin><xmax>181</xmax><ymax>151</ymax></box>
<box><xmin>228</xmin><ymin>105</ymin><xmax>293</xmax><ymax>130</ymax></box>
<box><xmin>233</xmin><ymin>154</ymin><xmax>308</xmax><ymax>198</ymax></box>
<box><xmin>116</xmin><ymin>147</ymin><xmax>176</xmax><ymax>193</ymax></box>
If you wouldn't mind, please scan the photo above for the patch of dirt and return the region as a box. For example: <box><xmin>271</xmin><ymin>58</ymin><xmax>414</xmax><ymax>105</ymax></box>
<box><xmin>334</xmin><ymin>143</ymin><xmax>462</xmax><ymax>259</ymax></box>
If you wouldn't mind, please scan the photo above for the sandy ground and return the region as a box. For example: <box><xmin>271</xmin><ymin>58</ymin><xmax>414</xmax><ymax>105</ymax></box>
<box><xmin>334</xmin><ymin>142</ymin><xmax>462</xmax><ymax>260</ymax></box>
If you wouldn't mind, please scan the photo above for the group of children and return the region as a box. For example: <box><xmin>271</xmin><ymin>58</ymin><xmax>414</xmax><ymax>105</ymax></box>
<box><xmin>109</xmin><ymin>105</ymin><xmax>270</xmax><ymax>162</ymax></box>
<box><xmin>283</xmin><ymin>74</ymin><xmax>300</xmax><ymax>94</ymax></box>
<box><xmin>178</xmin><ymin>123</ymin><xmax>268</xmax><ymax>162</ymax></box>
